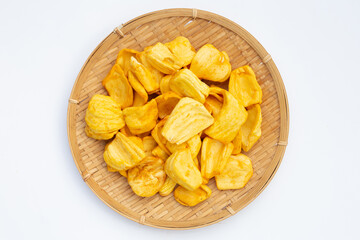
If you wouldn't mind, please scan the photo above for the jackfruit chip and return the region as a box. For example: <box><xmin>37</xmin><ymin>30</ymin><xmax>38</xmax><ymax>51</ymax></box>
<box><xmin>102</xmin><ymin>64</ymin><xmax>133</xmax><ymax>108</ymax></box>
<box><xmin>162</xmin><ymin>97</ymin><xmax>214</xmax><ymax>144</ymax></box>
<box><xmin>165</xmin><ymin>148</ymin><xmax>202</xmax><ymax>191</ymax></box>
<box><xmin>123</xmin><ymin>99</ymin><xmax>158</xmax><ymax>135</ymax></box>
<box><xmin>120</xmin><ymin>125</ymin><xmax>133</xmax><ymax>137</ymax></box>
<box><xmin>107</xmin><ymin>165</ymin><xmax>128</xmax><ymax>178</ymax></box>
<box><xmin>151</xmin><ymin>146</ymin><xmax>170</xmax><ymax>160</ymax></box>
<box><xmin>174</xmin><ymin>184</ymin><xmax>211</xmax><ymax>207</ymax></box>
<box><xmin>208</xmin><ymin>86</ymin><xmax>224</xmax><ymax>102</ymax></box>
<box><xmin>128</xmin><ymin>136</ymin><xmax>144</xmax><ymax>150</ymax></box>
<box><xmin>119</xmin><ymin>170</ymin><xmax>128</xmax><ymax>178</ymax></box>
<box><xmin>204</xmin><ymin>95</ymin><xmax>223</xmax><ymax>117</ymax></box>
<box><xmin>115</xmin><ymin>48</ymin><xmax>139</xmax><ymax>77</ymax></box>
<box><xmin>241</xmin><ymin>104</ymin><xmax>262</xmax><ymax>152</ymax></box>
<box><xmin>159</xmin><ymin>177</ymin><xmax>177</xmax><ymax>196</ymax></box>
<box><xmin>85</xmin><ymin>94</ymin><xmax>125</xmax><ymax>140</ymax></box>
<box><xmin>169</xmin><ymin>69</ymin><xmax>209</xmax><ymax>103</ymax></box>
<box><xmin>130</xmin><ymin>56</ymin><xmax>159</xmax><ymax>94</ymax></box>
<box><xmin>136</xmin><ymin>51</ymin><xmax>164</xmax><ymax>90</ymax></box>
<box><xmin>128</xmin><ymin>156</ymin><xmax>166</xmax><ymax>197</ymax></box>
<box><xmin>159</xmin><ymin>74</ymin><xmax>173</xmax><ymax>94</ymax></box>
<box><xmin>151</xmin><ymin>117</ymin><xmax>172</xmax><ymax>155</ymax></box>
<box><xmin>190</xmin><ymin>44</ymin><xmax>231</xmax><ymax>82</ymax></box>
<box><xmin>232</xmin><ymin>127</ymin><xmax>242</xmax><ymax>154</ymax></box>
<box><xmin>215</xmin><ymin>154</ymin><xmax>253</xmax><ymax>190</ymax></box>
<box><xmin>128</xmin><ymin>71</ymin><xmax>148</xmax><ymax>106</ymax></box>
<box><xmin>229</xmin><ymin>65</ymin><xmax>262</xmax><ymax>107</ymax></box>
<box><xmin>103</xmin><ymin>132</ymin><xmax>145</xmax><ymax>171</ymax></box>
<box><xmin>165</xmin><ymin>36</ymin><xmax>196</xmax><ymax>67</ymax></box>
<box><xmin>155</xmin><ymin>91</ymin><xmax>181</xmax><ymax>119</ymax></box>
<box><xmin>85</xmin><ymin>125</ymin><xmax>118</xmax><ymax>140</ymax></box>
<box><xmin>200</xmin><ymin>137</ymin><xmax>234</xmax><ymax>180</ymax></box>
<box><xmin>194</xmin><ymin>156</ymin><xmax>200</xmax><ymax>170</ymax></box>
<box><xmin>144</xmin><ymin>42</ymin><xmax>182</xmax><ymax>74</ymax></box>
<box><xmin>142</xmin><ymin>136</ymin><xmax>158</xmax><ymax>157</ymax></box>
<box><xmin>107</xmin><ymin>165</ymin><xmax>118</xmax><ymax>172</ymax></box>
<box><xmin>204</xmin><ymin>90</ymin><xmax>247</xmax><ymax>143</ymax></box>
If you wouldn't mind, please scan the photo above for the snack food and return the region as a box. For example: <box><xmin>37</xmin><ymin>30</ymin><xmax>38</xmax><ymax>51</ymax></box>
<box><xmin>84</xmin><ymin>36</ymin><xmax>262</xmax><ymax>206</ymax></box>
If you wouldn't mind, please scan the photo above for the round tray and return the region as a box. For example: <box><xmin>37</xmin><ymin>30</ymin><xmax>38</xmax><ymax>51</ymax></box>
<box><xmin>67</xmin><ymin>8</ymin><xmax>289</xmax><ymax>230</ymax></box>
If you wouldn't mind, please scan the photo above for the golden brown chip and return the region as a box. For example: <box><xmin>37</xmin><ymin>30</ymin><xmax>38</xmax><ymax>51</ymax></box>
<box><xmin>144</xmin><ymin>42</ymin><xmax>182</xmax><ymax>74</ymax></box>
<box><xmin>200</xmin><ymin>137</ymin><xmax>234</xmax><ymax>180</ymax></box>
<box><xmin>128</xmin><ymin>156</ymin><xmax>166</xmax><ymax>197</ymax></box>
<box><xmin>215</xmin><ymin>154</ymin><xmax>253</xmax><ymax>190</ymax></box>
<box><xmin>155</xmin><ymin>91</ymin><xmax>181</xmax><ymax>119</ymax></box>
<box><xmin>165</xmin><ymin>36</ymin><xmax>196</xmax><ymax>67</ymax></box>
<box><xmin>115</xmin><ymin>49</ymin><xmax>139</xmax><ymax>77</ymax></box>
<box><xmin>165</xmin><ymin>148</ymin><xmax>202</xmax><ymax>191</ymax></box>
<box><xmin>204</xmin><ymin>89</ymin><xmax>247</xmax><ymax>143</ymax></box>
<box><xmin>241</xmin><ymin>104</ymin><xmax>262</xmax><ymax>152</ymax></box>
<box><xmin>174</xmin><ymin>185</ymin><xmax>211</xmax><ymax>207</ymax></box>
<box><xmin>123</xmin><ymin>99</ymin><xmax>158</xmax><ymax>135</ymax></box>
<box><xmin>85</xmin><ymin>94</ymin><xmax>125</xmax><ymax>140</ymax></box>
<box><xmin>159</xmin><ymin>177</ymin><xmax>177</xmax><ymax>196</ymax></box>
<box><xmin>162</xmin><ymin>97</ymin><xmax>214</xmax><ymax>144</ymax></box>
<box><xmin>102</xmin><ymin>64</ymin><xmax>133</xmax><ymax>108</ymax></box>
<box><xmin>229</xmin><ymin>65</ymin><xmax>262</xmax><ymax>107</ymax></box>
<box><xmin>169</xmin><ymin>69</ymin><xmax>209</xmax><ymax>103</ymax></box>
<box><xmin>130</xmin><ymin>56</ymin><xmax>159</xmax><ymax>93</ymax></box>
<box><xmin>103</xmin><ymin>132</ymin><xmax>145</xmax><ymax>171</ymax></box>
<box><xmin>232</xmin><ymin>127</ymin><xmax>242</xmax><ymax>154</ymax></box>
<box><xmin>190</xmin><ymin>44</ymin><xmax>231</xmax><ymax>82</ymax></box>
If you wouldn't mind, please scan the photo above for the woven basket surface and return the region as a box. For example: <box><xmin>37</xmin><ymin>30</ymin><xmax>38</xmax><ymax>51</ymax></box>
<box><xmin>67</xmin><ymin>8</ymin><xmax>289</xmax><ymax>229</ymax></box>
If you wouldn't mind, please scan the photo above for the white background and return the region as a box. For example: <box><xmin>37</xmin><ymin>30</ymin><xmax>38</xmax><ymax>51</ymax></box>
<box><xmin>1</xmin><ymin>0</ymin><xmax>359</xmax><ymax>239</ymax></box>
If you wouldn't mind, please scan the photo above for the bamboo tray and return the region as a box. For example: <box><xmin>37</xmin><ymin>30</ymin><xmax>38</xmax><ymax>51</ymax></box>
<box><xmin>67</xmin><ymin>8</ymin><xmax>289</xmax><ymax>230</ymax></box>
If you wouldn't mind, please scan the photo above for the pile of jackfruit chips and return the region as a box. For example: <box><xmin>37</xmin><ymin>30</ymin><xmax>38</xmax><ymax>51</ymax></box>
<box><xmin>85</xmin><ymin>36</ymin><xmax>262</xmax><ymax>207</ymax></box>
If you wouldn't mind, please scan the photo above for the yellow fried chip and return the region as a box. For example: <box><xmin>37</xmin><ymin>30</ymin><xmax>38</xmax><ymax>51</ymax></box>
<box><xmin>128</xmin><ymin>136</ymin><xmax>144</xmax><ymax>150</ymax></box>
<box><xmin>130</xmin><ymin>56</ymin><xmax>159</xmax><ymax>94</ymax></box>
<box><xmin>128</xmin><ymin>71</ymin><xmax>148</xmax><ymax>106</ymax></box>
<box><xmin>204</xmin><ymin>89</ymin><xmax>247</xmax><ymax>143</ymax></box>
<box><xmin>190</xmin><ymin>44</ymin><xmax>231</xmax><ymax>82</ymax></box>
<box><xmin>232</xmin><ymin>127</ymin><xmax>242</xmax><ymax>154</ymax></box>
<box><xmin>200</xmin><ymin>137</ymin><xmax>234</xmax><ymax>180</ymax></box>
<box><xmin>151</xmin><ymin>117</ymin><xmax>172</xmax><ymax>156</ymax></box>
<box><xmin>115</xmin><ymin>48</ymin><xmax>139</xmax><ymax>77</ymax></box>
<box><xmin>169</xmin><ymin>69</ymin><xmax>209</xmax><ymax>103</ymax></box>
<box><xmin>123</xmin><ymin>99</ymin><xmax>158</xmax><ymax>135</ymax></box>
<box><xmin>159</xmin><ymin>74</ymin><xmax>173</xmax><ymax>94</ymax></box>
<box><xmin>229</xmin><ymin>65</ymin><xmax>262</xmax><ymax>107</ymax></box>
<box><xmin>241</xmin><ymin>104</ymin><xmax>262</xmax><ymax>152</ymax></box>
<box><xmin>165</xmin><ymin>36</ymin><xmax>196</xmax><ymax>67</ymax></box>
<box><xmin>165</xmin><ymin>148</ymin><xmax>202</xmax><ymax>191</ymax></box>
<box><xmin>204</xmin><ymin>95</ymin><xmax>223</xmax><ymax>117</ymax></box>
<box><xmin>85</xmin><ymin>125</ymin><xmax>118</xmax><ymax>140</ymax></box>
<box><xmin>107</xmin><ymin>165</ymin><xmax>118</xmax><ymax>172</ymax></box>
<box><xmin>151</xmin><ymin>146</ymin><xmax>169</xmax><ymax>160</ymax></box>
<box><xmin>144</xmin><ymin>42</ymin><xmax>182</xmax><ymax>74</ymax></box>
<box><xmin>155</xmin><ymin>91</ymin><xmax>181</xmax><ymax>119</ymax></box>
<box><xmin>142</xmin><ymin>136</ymin><xmax>158</xmax><ymax>157</ymax></box>
<box><xmin>103</xmin><ymin>132</ymin><xmax>145</xmax><ymax>171</ymax></box>
<box><xmin>119</xmin><ymin>170</ymin><xmax>128</xmax><ymax>178</ymax></box>
<box><xmin>85</xmin><ymin>94</ymin><xmax>125</xmax><ymax>140</ymax></box>
<box><xmin>102</xmin><ymin>64</ymin><xmax>133</xmax><ymax>108</ymax></box>
<box><xmin>128</xmin><ymin>156</ymin><xmax>166</xmax><ymax>197</ymax></box>
<box><xmin>215</xmin><ymin>154</ymin><xmax>253</xmax><ymax>190</ymax></box>
<box><xmin>136</xmin><ymin>51</ymin><xmax>164</xmax><ymax>90</ymax></box>
<box><xmin>159</xmin><ymin>177</ymin><xmax>177</xmax><ymax>196</ymax></box>
<box><xmin>174</xmin><ymin>184</ymin><xmax>211</xmax><ymax>207</ymax></box>
<box><xmin>162</xmin><ymin>97</ymin><xmax>214</xmax><ymax>144</ymax></box>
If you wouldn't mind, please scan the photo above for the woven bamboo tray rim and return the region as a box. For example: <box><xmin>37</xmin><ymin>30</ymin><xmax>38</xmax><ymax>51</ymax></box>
<box><xmin>67</xmin><ymin>8</ymin><xmax>289</xmax><ymax>230</ymax></box>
